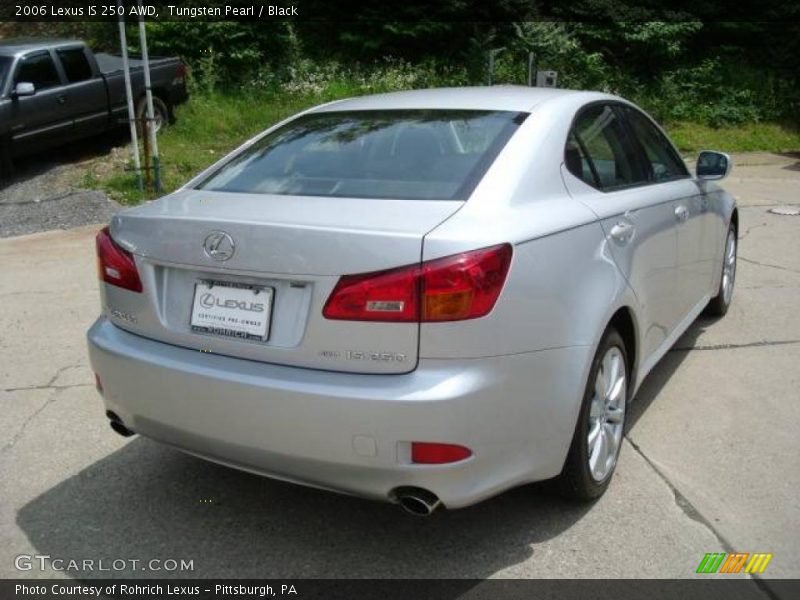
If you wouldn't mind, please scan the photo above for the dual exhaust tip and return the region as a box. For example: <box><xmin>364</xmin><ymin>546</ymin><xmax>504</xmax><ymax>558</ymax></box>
<box><xmin>394</xmin><ymin>487</ymin><xmax>442</xmax><ymax>517</ymax></box>
<box><xmin>106</xmin><ymin>410</ymin><xmax>135</xmax><ymax>437</ymax></box>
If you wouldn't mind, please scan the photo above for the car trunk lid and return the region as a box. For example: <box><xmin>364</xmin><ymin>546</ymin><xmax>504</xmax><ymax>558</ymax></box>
<box><xmin>103</xmin><ymin>189</ymin><xmax>463</xmax><ymax>374</ymax></box>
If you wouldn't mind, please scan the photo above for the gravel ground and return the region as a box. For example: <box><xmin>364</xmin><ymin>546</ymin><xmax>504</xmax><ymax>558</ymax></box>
<box><xmin>0</xmin><ymin>133</ymin><xmax>125</xmax><ymax>238</ymax></box>
<box><xmin>0</xmin><ymin>190</ymin><xmax>120</xmax><ymax>238</ymax></box>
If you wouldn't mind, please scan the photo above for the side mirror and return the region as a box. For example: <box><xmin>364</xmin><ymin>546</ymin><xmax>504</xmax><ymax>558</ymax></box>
<box><xmin>696</xmin><ymin>150</ymin><xmax>731</xmax><ymax>181</ymax></box>
<box><xmin>12</xmin><ymin>82</ymin><xmax>35</xmax><ymax>98</ymax></box>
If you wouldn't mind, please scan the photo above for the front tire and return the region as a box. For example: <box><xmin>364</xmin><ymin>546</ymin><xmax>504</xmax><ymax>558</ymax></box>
<box><xmin>558</xmin><ymin>327</ymin><xmax>628</xmax><ymax>501</ymax></box>
<box><xmin>706</xmin><ymin>223</ymin><xmax>737</xmax><ymax>317</ymax></box>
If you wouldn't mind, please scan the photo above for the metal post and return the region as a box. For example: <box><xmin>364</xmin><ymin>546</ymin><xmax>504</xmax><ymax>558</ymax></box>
<box><xmin>487</xmin><ymin>48</ymin><xmax>504</xmax><ymax>86</ymax></box>
<box><xmin>137</xmin><ymin>0</ymin><xmax>161</xmax><ymax>193</ymax></box>
<box><xmin>527</xmin><ymin>52</ymin><xmax>535</xmax><ymax>87</ymax></box>
<box><xmin>117</xmin><ymin>1</ymin><xmax>143</xmax><ymax>193</ymax></box>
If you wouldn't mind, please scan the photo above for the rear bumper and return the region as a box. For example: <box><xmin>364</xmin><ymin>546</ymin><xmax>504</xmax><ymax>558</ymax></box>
<box><xmin>87</xmin><ymin>318</ymin><xmax>590</xmax><ymax>508</ymax></box>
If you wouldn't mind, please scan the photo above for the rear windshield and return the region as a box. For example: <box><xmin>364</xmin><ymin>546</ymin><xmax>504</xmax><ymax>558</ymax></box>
<box><xmin>0</xmin><ymin>56</ymin><xmax>12</xmax><ymax>92</ymax></box>
<box><xmin>196</xmin><ymin>109</ymin><xmax>527</xmax><ymax>200</ymax></box>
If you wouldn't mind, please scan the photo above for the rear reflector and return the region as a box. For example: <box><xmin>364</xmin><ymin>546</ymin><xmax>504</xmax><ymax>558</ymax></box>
<box><xmin>411</xmin><ymin>442</ymin><xmax>473</xmax><ymax>464</ymax></box>
<box><xmin>96</xmin><ymin>226</ymin><xmax>143</xmax><ymax>292</ymax></box>
<box><xmin>323</xmin><ymin>243</ymin><xmax>512</xmax><ymax>322</ymax></box>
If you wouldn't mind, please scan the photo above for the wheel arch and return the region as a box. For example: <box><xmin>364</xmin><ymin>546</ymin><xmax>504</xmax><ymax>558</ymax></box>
<box><xmin>607</xmin><ymin>306</ymin><xmax>639</xmax><ymax>391</ymax></box>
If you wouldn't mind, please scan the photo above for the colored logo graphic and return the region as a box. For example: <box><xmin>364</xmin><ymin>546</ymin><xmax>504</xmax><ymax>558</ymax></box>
<box><xmin>696</xmin><ymin>552</ymin><xmax>773</xmax><ymax>574</ymax></box>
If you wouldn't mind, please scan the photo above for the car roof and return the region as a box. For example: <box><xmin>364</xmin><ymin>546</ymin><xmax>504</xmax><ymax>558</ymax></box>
<box><xmin>309</xmin><ymin>86</ymin><xmax>615</xmax><ymax>114</ymax></box>
<box><xmin>0</xmin><ymin>38</ymin><xmax>83</xmax><ymax>57</ymax></box>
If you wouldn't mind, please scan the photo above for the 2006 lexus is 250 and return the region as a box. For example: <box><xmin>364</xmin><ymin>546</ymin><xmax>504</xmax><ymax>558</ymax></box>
<box><xmin>88</xmin><ymin>87</ymin><xmax>737</xmax><ymax>515</ymax></box>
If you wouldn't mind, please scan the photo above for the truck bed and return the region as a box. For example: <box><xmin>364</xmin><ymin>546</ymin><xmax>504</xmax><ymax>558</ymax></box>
<box><xmin>95</xmin><ymin>52</ymin><xmax>179</xmax><ymax>75</ymax></box>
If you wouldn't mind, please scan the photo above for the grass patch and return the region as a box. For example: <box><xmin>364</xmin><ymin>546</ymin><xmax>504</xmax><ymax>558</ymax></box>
<box><xmin>666</xmin><ymin>121</ymin><xmax>800</xmax><ymax>154</ymax></box>
<box><xmin>85</xmin><ymin>91</ymin><xmax>800</xmax><ymax>204</ymax></box>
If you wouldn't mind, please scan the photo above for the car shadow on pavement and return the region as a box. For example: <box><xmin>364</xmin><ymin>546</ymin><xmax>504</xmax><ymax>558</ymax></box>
<box><xmin>17</xmin><ymin>437</ymin><xmax>593</xmax><ymax>579</ymax></box>
<box><xmin>778</xmin><ymin>151</ymin><xmax>800</xmax><ymax>172</ymax></box>
<box><xmin>626</xmin><ymin>315</ymin><xmax>709</xmax><ymax>431</ymax></box>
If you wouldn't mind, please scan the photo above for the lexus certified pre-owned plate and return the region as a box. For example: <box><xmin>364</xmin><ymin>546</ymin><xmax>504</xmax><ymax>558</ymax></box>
<box><xmin>190</xmin><ymin>281</ymin><xmax>272</xmax><ymax>341</ymax></box>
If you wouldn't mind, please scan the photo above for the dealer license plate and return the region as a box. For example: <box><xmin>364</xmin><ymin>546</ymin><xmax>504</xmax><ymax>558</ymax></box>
<box><xmin>190</xmin><ymin>281</ymin><xmax>272</xmax><ymax>341</ymax></box>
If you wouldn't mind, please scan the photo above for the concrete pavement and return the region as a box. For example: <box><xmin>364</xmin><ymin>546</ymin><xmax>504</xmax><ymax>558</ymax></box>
<box><xmin>0</xmin><ymin>153</ymin><xmax>797</xmax><ymax>586</ymax></box>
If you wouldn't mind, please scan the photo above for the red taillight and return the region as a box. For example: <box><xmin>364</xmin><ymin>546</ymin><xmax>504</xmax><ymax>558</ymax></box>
<box><xmin>411</xmin><ymin>442</ymin><xmax>472</xmax><ymax>464</ymax></box>
<box><xmin>322</xmin><ymin>244</ymin><xmax>512</xmax><ymax>323</ymax></box>
<box><xmin>96</xmin><ymin>227</ymin><xmax>143</xmax><ymax>293</ymax></box>
<box><xmin>322</xmin><ymin>263</ymin><xmax>420</xmax><ymax>322</ymax></box>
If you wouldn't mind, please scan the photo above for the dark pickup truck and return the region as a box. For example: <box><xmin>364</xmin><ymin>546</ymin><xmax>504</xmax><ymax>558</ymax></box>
<box><xmin>0</xmin><ymin>38</ymin><xmax>188</xmax><ymax>176</ymax></box>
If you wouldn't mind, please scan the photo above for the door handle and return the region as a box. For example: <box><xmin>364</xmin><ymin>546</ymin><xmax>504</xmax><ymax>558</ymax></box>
<box><xmin>56</xmin><ymin>94</ymin><xmax>67</xmax><ymax>104</ymax></box>
<box><xmin>675</xmin><ymin>205</ymin><xmax>689</xmax><ymax>222</ymax></box>
<box><xmin>610</xmin><ymin>220</ymin><xmax>634</xmax><ymax>245</ymax></box>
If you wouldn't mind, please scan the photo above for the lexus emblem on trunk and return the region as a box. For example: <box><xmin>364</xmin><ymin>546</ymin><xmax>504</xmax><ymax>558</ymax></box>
<box><xmin>203</xmin><ymin>231</ymin><xmax>235</xmax><ymax>261</ymax></box>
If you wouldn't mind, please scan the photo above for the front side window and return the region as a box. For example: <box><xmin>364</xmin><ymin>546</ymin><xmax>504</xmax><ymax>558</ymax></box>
<box><xmin>197</xmin><ymin>109</ymin><xmax>527</xmax><ymax>201</ymax></box>
<box><xmin>623</xmin><ymin>107</ymin><xmax>688</xmax><ymax>182</ymax></box>
<box><xmin>16</xmin><ymin>52</ymin><xmax>60</xmax><ymax>90</ymax></box>
<box><xmin>566</xmin><ymin>104</ymin><xmax>646</xmax><ymax>191</ymax></box>
<box><xmin>57</xmin><ymin>48</ymin><xmax>93</xmax><ymax>83</ymax></box>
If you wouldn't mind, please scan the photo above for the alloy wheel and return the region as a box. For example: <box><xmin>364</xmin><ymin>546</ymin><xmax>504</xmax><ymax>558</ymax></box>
<box><xmin>587</xmin><ymin>346</ymin><xmax>626</xmax><ymax>482</ymax></box>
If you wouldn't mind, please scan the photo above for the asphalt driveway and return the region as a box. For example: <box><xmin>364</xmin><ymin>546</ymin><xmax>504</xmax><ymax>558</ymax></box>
<box><xmin>0</xmin><ymin>153</ymin><xmax>797</xmax><ymax>588</ymax></box>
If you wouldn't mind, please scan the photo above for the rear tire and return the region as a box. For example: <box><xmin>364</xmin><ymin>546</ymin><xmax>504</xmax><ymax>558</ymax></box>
<box><xmin>135</xmin><ymin>95</ymin><xmax>170</xmax><ymax>136</ymax></box>
<box><xmin>706</xmin><ymin>223</ymin><xmax>737</xmax><ymax>317</ymax></box>
<box><xmin>0</xmin><ymin>138</ymin><xmax>12</xmax><ymax>181</ymax></box>
<box><xmin>558</xmin><ymin>327</ymin><xmax>628</xmax><ymax>501</ymax></box>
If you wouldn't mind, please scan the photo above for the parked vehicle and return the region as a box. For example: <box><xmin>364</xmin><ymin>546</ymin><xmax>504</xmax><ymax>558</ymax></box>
<box><xmin>0</xmin><ymin>38</ymin><xmax>188</xmax><ymax>177</ymax></box>
<box><xmin>87</xmin><ymin>87</ymin><xmax>736</xmax><ymax>515</ymax></box>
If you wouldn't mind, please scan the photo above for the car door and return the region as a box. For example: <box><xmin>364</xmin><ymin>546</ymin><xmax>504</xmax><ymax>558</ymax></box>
<box><xmin>54</xmin><ymin>46</ymin><xmax>110</xmax><ymax>137</ymax></box>
<box><xmin>7</xmin><ymin>50</ymin><xmax>71</xmax><ymax>155</ymax></box>
<box><xmin>561</xmin><ymin>102</ymin><xmax>681</xmax><ymax>361</ymax></box>
<box><xmin>620</xmin><ymin>106</ymin><xmax>715</xmax><ymax>320</ymax></box>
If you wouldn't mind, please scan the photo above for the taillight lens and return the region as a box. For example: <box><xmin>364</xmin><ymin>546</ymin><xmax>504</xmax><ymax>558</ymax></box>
<box><xmin>96</xmin><ymin>227</ymin><xmax>143</xmax><ymax>293</ymax></box>
<box><xmin>411</xmin><ymin>442</ymin><xmax>473</xmax><ymax>464</ymax></box>
<box><xmin>322</xmin><ymin>263</ymin><xmax>420</xmax><ymax>322</ymax></box>
<box><xmin>322</xmin><ymin>244</ymin><xmax>512</xmax><ymax>323</ymax></box>
<box><xmin>422</xmin><ymin>243</ymin><xmax>512</xmax><ymax>322</ymax></box>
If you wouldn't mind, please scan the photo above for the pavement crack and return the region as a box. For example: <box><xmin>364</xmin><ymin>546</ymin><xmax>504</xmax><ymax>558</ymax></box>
<box><xmin>2</xmin><ymin>364</ymin><xmax>88</xmax><ymax>393</ymax></box>
<box><xmin>670</xmin><ymin>339</ymin><xmax>800</xmax><ymax>353</ymax></box>
<box><xmin>739</xmin><ymin>255</ymin><xmax>800</xmax><ymax>275</ymax></box>
<box><xmin>738</xmin><ymin>223</ymin><xmax>767</xmax><ymax>240</ymax></box>
<box><xmin>3</xmin><ymin>382</ymin><xmax>92</xmax><ymax>393</ymax></box>
<box><xmin>625</xmin><ymin>437</ymin><xmax>782</xmax><ymax>600</ymax></box>
<box><xmin>2</xmin><ymin>388</ymin><xmax>60</xmax><ymax>452</ymax></box>
<box><xmin>1</xmin><ymin>364</ymin><xmax>88</xmax><ymax>452</ymax></box>
<box><xmin>625</xmin><ymin>435</ymin><xmax>735</xmax><ymax>550</ymax></box>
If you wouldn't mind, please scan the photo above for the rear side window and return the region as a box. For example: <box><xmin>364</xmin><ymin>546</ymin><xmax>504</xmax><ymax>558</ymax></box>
<box><xmin>566</xmin><ymin>104</ymin><xmax>646</xmax><ymax>191</ymax></box>
<box><xmin>197</xmin><ymin>109</ymin><xmax>527</xmax><ymax>201</ymax></box>
<box><xmin>16</xmin><ymin>52</ymin><xmax>60</xmax><ymax>90</ymax></box>
<box><xmin>0</xmin><ymin>56</ymin><xmax>11</xmax><ymax>92</ymax></box>
<box><xmin>57</xmin><ymin>48</ymin><xmax>93</xmax><ymax>83</ymax></box>
<box><xmin>622</xmin><ymin>107</ymin><xmax>688</xmax><ymax>182</ymax></box>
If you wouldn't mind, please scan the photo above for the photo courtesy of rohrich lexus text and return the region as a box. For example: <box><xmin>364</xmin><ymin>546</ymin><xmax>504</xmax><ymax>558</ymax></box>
<box><xmin>0</xmin><ymin>1</ymin><xmax>798</xmax><ymax>599</ymax></box>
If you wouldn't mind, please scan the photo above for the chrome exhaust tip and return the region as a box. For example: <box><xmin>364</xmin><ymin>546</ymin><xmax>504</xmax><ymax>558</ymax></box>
<box><xmin>395</xmin><ymin>488</ymin><xmax>442</xmax><ymax>517</ymax></box>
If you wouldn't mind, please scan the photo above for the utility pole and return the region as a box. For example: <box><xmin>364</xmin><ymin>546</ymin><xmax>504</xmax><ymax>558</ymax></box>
<box><xmin>487</xmin><ymin>48</ymin><xmax>504</xmax><ymax>86</ymax></box>
<box><xmin>117</xmin><ymin>0</ymin><xmax>143</xmax><ymax>194</ymax></box>
<box><xmin>137</xmin><ymin>0</ymin><xmax>162</xmax><ymax>193</ymax></box>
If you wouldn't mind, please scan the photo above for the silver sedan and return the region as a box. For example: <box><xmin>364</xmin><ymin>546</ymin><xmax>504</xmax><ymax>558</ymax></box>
<box><xmin>87</xmin><ymin>87</ymin><xmax>736</xmax><ymax>515</ymax></box>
